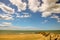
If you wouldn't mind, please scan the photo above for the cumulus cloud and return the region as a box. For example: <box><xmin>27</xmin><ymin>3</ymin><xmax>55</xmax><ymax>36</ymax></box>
<box><xmin>0</xmin><ymin>22</ymin><xmax>12</xmax><ymax>27</ymax></box>
<box><xmin>28</xmin><ymin>0</ymin><xmax>60</xmax><ymax>22</ymax></box>
<box><xmin>28</xmin><ymin>0</ymin><xmax>60</xmax><ymax>17</ymax></box>
<box><xmin>0</xmin><ymin>0</ymin><xmax>60</xmax><ymax>23</ymax></box>
<box><xmin>42</xmin><ymin>20</ymin><xmax>49</xmax><ymax>24</ymax></box>
<box><xmin>0</xmin><ymin>14</ymin><xmax>14</xmax><ymax>20</ymax></box>
<box><xmin>39</xmin><ymin>0</ymin><xmax>60</xmax><ymax>17</ymax></box>
<box><xmin>58</xmin><ymin>18</ymin><xmax>60</xmax><ymax>22</ymax></box>
<box><xmin>16</xmin><ymin>12</ymin><xmax>31</xmax><ymax>18</ymax></box>
<box><xmin>39</xmin><ymin>0</ymin><xmax>58</xmax><ymax>11</ymax></box>
<box><xmin>42</xmin><ymin>12</ymin><xmax>52</xmax><ymax>17</ymax></box>
<box><xmin>9</xmin><ymin>0</ymin><xmax>27</xmax><ymax>12</ymax></box>
<box><xmin>28</xmin><ymin>0</ymin><xmax>40</xmax><ymax>12</ymax></box>
<box><xmin>28</xmin><ymin>0</ymin><xmax>60</xmax><ymax>19</ymax></box>
<box><xmin>51</xmin><ymin>15</ymin><xmax>60</xmax><ymax>22</ymax></box>
<box><xmin>0</xmin><ymin>2</ymin><xmax>15</xmax><ymax>14</ymax></box>
<box><xmin>2</xmin><ymin>22</ymin><xmax>12</xmax><ymax>26</ymax></box>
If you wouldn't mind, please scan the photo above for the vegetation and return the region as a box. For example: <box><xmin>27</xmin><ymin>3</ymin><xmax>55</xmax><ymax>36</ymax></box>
<box><xmin>0</xmin><ymin>30</ymin><xmax>60</xmax><ymax>40</ymax></box>
<box><xmin>0</xmin><ymin>30</ymin><xmax>60</xmax><ymax>34</ymax></box>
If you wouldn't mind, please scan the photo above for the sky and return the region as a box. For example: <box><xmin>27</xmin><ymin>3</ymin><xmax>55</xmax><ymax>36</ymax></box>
<box><xmin>0</xmin><ymin>0</ymin><xmax>60</xmax><ymax>30</ymax></box>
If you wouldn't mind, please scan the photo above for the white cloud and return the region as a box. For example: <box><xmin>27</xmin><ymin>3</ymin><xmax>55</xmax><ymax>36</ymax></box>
<box><xmin>0</xmin><ymin>2</ymin><xmax>15</xmax><ymax>14</ymax></box>
<box><xmin>0</xmin><ymin>22</ymin><xmax>12</xmax><ymax>27</ymax></box>
<box><xmin>19</xmin><ymin>15</ymin><xmax>30</xmax><ymax>18</ymax></box>
<box><xmin>28</xmin><ymin>0</ymin><xmax>40</xmax><ymax>12</ymax></box>
<box><xmin>42</xmin><ymin>12</ymin><xmax>52</xmax><ymax>17</ymax></box>
<box><xmin>2</xmin><ymin>22</ymin><xmax>12</xmax><ymax>26</ymax></box>
<box><xmin>39</xmin><ymin>0</ymin><xmax>60</xmax><ymax>17</ymax></box>
<box><xmin>4</xmin><ymin>26</ymin><xmax>40</xmax><ymax>30</ymax></box>
<box><xmin>0</xmin><ymin>14</ymin><xmax>14</xmax><ymax>20</ymax></box>
<box><xmin>0</xmin><ymin>26</ymin><xmax>37</xmax><ymax>30</ymax></box>
<box><xmin>9</xmin><ymin>0</ymin><xmax>27</xmax><ymax>12</ymax></box>
<box><xmin>28</xmin><ymin>0</ymin><xmax>60</xmax><ymax>18</ymax></box>
<box><xmin>42</xmin><ymin>20</ymin><xmax>49</xmax><ymax>24</ymax></box>
<box><xmin>39</xmin><ymin>0</ymin><xmax>58</xmax><ymax>11</ymax></box>
<box><xmin>57</xmin><ymin>18</ymin><xmax>60</xmax><ymax>22</ymax></box>
<box><xmin>28</xmin><ymin>0</ymin><xmax>60</xmax><ymax>19</ymax></box>
<box><xmin>0</xmin><ymin>0</ymin><xmax>60</xmax><ymax>23</ymax></box>
<box><xmin>16</xmin><ymin>12</ymin><xmax>31</xmax><ymax>18</ymax></box>
<box><xmin>51</xmin><ymin>15</ymin><xmax>60</xmax><ymax>22</ymax></box>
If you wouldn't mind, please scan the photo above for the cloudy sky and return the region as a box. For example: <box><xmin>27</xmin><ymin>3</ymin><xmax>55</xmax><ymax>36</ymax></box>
<box><xmin>0</xmin><ymin>0</ymin><xmax>60</xmax><ymax>30</ymax></box>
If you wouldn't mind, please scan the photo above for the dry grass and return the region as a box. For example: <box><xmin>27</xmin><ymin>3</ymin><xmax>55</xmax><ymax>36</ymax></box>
<box><xmin>0</xmin><ymin>33</ymin><xmax>60</xmax><ymax>40</ymax></box>
<box><xmin>0</xmin><ymin>34</ymin><xmax>42</xmax><ymax>40</ymax></box>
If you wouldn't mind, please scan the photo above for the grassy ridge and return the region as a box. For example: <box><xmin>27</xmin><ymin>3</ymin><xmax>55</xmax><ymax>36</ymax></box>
<box><xmin>0</xmin><ymin>30</ymin><xmax>60</xmax><ymax>34</ymax></box>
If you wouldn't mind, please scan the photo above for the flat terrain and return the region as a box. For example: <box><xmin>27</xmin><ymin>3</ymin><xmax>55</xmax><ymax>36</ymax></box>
<box><xmin>0</xmin><ymin>34</ymin><xmax>43</xmax><ymax>40</ymax></box>
<box><xmin>0</xmin><ymin>30</ymin><xmax>60</xmax><ymax>40</ymax></box>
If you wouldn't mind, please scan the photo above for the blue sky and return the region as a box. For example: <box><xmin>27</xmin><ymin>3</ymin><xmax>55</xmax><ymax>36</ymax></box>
<box><xmin>0</xmin><ymin>0</ymin><xmax>60</xmax><ymax>30</ymax></box>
